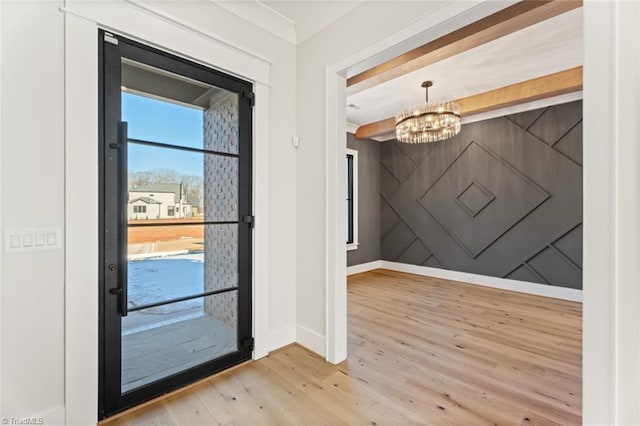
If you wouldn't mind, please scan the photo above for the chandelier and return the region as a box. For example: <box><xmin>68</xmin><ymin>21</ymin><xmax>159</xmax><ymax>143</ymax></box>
<box><xmin>395</xmin><ymin>81</ymin><xmax>461</xmax><ymax>144</ymax></box>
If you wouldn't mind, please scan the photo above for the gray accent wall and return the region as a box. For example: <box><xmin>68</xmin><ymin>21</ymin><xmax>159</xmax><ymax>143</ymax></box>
<box><xmin>380</xmin><ymin>100</ymin><xmax>583</xmax><ymax>289</ymax></box>
<box><xmin>347</xmin><ymin>133</ymin><xmax>381</xmax><ymax>266</ymax></box>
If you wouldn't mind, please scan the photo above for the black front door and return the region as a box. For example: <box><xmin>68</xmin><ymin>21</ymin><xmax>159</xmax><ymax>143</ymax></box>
<box><xmin>99</xmin><ymin>31</ymin><xmax>253</xmax><ymax>419</ymax></box>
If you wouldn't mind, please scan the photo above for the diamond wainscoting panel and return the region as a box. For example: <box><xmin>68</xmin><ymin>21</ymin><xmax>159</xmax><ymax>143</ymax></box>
<box><xmin>419</xmin><ymin>141</ymin><xmax>550</xmax><ymax>258</ymax></box>
<box><xmin>455</xmin><ymin>181</ymin><xmax>495</xmax><ymax>218</ymax></box>
<box><xmin>380</xmin><ymin>100</ymin><xmax>583</xmax><ymax>289</ymax></box>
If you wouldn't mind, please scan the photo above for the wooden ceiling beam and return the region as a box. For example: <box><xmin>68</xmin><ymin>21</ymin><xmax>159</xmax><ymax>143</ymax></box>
<box><xmin>346</xmin><ymin>0</ymin><xmax>582</xmax><ymax>96</ymax></box>
<box><xmin>354</xmin><ymin>66</ymin><xmax>583</xmax><ymax>140</ymax></box>
<box><xmin>354</xmin><ymin>118</ymin><xmax>397</xmax><ymax>141</ymax></box>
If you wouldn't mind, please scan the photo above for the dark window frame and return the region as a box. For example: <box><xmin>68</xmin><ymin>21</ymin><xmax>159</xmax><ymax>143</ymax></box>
<box><xmin>346</xmin><ymin>152</ymin><xmax>354</xmax><ymax>245</ymax></box>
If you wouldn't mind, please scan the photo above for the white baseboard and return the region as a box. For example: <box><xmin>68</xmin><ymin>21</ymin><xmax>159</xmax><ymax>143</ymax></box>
<box><xmin>346</xmin><ymin>260</ymin><xmax>382</xmax><ymax>276</ymax></box>
<box><xmin>296</xmin><ymin>325</ymin><xmax>325</xmax><ymax>357</ymax></box>
<box><xmin>269</xmin><ymin>324</ymin><xmax>296</xmax><ymax>352</ymax></box>
<box><xmin>379</xmin><ymin>261</ymin><xmax>583</xmax><ymax>302</ymax></box>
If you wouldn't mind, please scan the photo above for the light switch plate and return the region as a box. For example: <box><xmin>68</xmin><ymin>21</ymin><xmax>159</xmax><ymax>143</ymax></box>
<box><xmin>4</xmin><ymin>227</ymin><xmax>62</xmax><ymax>253</ymax></box>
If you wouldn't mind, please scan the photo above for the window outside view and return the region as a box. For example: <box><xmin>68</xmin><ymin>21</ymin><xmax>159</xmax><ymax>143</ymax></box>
<box><xmin>125</xmin><ymin>92</ymin><xmax>206</xmax><ymax>315</ymax></box>
<box><xmin>120</xmin><ymin>64</ymin><xmax>240</xmax><ymax>392</ymax></box>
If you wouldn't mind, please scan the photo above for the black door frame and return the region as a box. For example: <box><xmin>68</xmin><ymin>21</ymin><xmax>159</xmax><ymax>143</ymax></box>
<box><xmin>98</xmin><ymin>30</ymin><xmax>253</xmax><ymax>419</ymax></box>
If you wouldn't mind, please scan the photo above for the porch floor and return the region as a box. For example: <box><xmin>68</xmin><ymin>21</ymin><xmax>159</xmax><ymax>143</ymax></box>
<box><xmin>122</xmin><ymin>313</ymin><xmax>236</xmax><ymax>393</ymax></box>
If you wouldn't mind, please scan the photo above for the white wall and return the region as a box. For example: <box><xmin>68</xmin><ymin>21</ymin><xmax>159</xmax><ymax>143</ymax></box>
<box><xmin>296</xmin><ymin>1</ymin><xmax>415</xmax><ymax>356</ymax></box>
<box><xmin>0</xmin><ymin>0</ymin><xmax>3</xmax><ymax>415</ymax></box>
<box><xmin>1</xmin><ymin>1</ymin><xmax>66</xmax><ymax>421</ymax></box>
<box><xmin>0</xmin><ymin>0</ymin><xmax>296</xmax><ymax>423</ymax></box>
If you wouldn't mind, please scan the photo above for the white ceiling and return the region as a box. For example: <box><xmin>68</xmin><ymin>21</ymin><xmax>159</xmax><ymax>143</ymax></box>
<box><xmin>262</xmin><ymin>0</ymin><xmax>365</xmax><ymax>43</ymax></box>
<box><xmin>215</xmin><ymin>0</ymin><xmax>365</xmax><ymax>44</ymax></box>
<box><xmin>346</xmin><ymin>7</ymin><xmax>583</xmax><ymax>127</ymax></box>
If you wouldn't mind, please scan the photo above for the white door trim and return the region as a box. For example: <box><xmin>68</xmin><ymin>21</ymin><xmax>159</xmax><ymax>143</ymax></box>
<box><xmin>583</xmin><ymin>1</ymin><xmax>640</xmax><ymax>424</ymax></box>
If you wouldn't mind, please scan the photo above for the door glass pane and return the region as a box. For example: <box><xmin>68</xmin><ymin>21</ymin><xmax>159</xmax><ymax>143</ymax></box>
<box><xmin>123</xmin><ymin>91</ymin><xmax>204</xmax><ymax>149</ymax></box>
<box><xmin>121</xmin><ymin>291</ymin><xmax>239</xmax><ymax>393</ymax></box>
<box><xmin>122</xmin><ymin>58</ymin><xmax>239</xmax><ymax>154</ymax></box>
<box><xmin>127</xmin><ymin>224</ymin><xmax>239</xmax><ymax>310</ymax></box>
<box><xmin>127</xmin><ymin>143</ymin><xmax>239</xmax><ymax>223</ymax></box>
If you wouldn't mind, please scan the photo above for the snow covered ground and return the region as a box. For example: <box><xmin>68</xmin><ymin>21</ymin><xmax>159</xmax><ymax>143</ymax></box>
<box><xmin>128</xmin><ymin>253</ymin><xmax>205</xmax><ymax>312</ymax></box>
<box><xmin>124</xmin><ymin>253</ymin><xmax>206</xmax><ymax>335</ymax></box>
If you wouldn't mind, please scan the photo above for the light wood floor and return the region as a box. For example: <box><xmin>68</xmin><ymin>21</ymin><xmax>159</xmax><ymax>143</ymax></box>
<box><xmin>103</xmin><ymin>269</ymin><xmax>582</xmax><ymax>425</ymax></box>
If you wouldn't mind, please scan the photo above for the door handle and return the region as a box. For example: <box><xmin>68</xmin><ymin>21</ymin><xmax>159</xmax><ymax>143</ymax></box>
<box><xmin>117</xmin><ymin>121</ymin><xmax>129</xmax><ymax>317</ymax></box>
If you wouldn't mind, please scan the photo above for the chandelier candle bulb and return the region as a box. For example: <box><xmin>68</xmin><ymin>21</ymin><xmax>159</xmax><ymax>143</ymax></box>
<box><xmin>395</xmin><ymin>80</ymin><xmax>461</xmax><ymax>143</ymax></box>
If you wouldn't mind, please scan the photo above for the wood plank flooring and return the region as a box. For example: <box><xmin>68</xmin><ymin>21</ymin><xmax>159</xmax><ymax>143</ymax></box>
<box><xmin>102</xmin><ymin>269</ymin><xmax>582</xmax><ymax>425</ymax></box>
